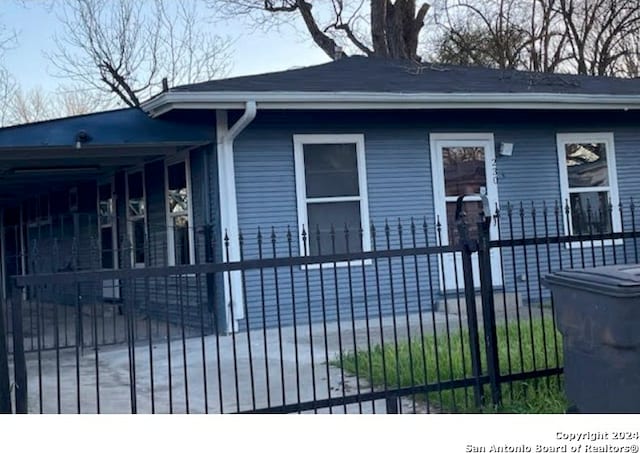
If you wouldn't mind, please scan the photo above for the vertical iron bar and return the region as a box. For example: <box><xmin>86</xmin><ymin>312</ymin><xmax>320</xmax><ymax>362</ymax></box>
<box><xmin>164</xmin><ymin>263</ymin><xmax>173</xmax><ymax>413</ymax></box>
<box><xmin>450</xmin><ymin>224</ymin><xmax>469</xmax><ymax>410</ymax></box>
<box><xmin>631</xmin><ymin>199</ymin><xmax>638</xmax><ymax>264</ymax></box>
<box><xmin>600</xmin><ymin>204</ymin><xmax>608</xmax><ymax>264</ymax></box>
<box><xmin>35</xmin><ymin>254</ymin><xmax>43</xmax><ymax>412</ymax></box>
<box><xmin>225</xmin><ymin>232</ymin><xmax>240</xmax><ymax>413</ymax></box>
<box><xmin>301</xmin><ymin>227</ymin><xmax>318</xmax><ymax>413</ymax></box>
<box><xmin>145</xmin><ymin>274</ymin><xmax>155</xmax><ymax>414</ymax></box>
<box><xmin>563</xmin><ymin>201</ymin><xmax>574</xmax><ymax>268</ymax></box>
<box><xmin>257</xmin><ymin>228</ymin><xmax>270</xmax><ymax>410</ymax></box>
<box><xmin>239</xmin><ymin>230</ymin><xmax>256</xmax><ymax>412</ymax></box>
<box><xmin>286</xmin><ymin>227</ymin><xmax>301</xmax><ymax>412</ymax></box>
<box><xmin>11</xmin><ymin>293</ymin><xmax>27</xmax><ymax>413</ymax></box>
<box><xmin>178</xmin><ymin>273</ymin><xmax>190</xmax><ymax>414</ymax></box>
<box><xmin>371</xmin><ymin>223</ymin><xmax>389</xmax><ymax>410</ymax></box>
<box><xmin>359</xmin><ymin>224</ymin><xmax>375</xmax><ymax>413</ymax></box>
<box><xmin>315</xmin><ymin>225</ymin><xmax>333</xmax><ymax>414</ymax></box>
<box><xmin>397</xmin><ymin>220</ymin><xmax>416</xmax><ymax>413</ymax></box>
<box><xmin>544</xmin><ymin>203</ymin><xmax>561</xmax><ymax>382</ymax></box>
<box><xmin>519</xmin><ymin>204</ymin><xmax>537</xmax><ymax>376</ymax></box>
<box><xmin>92</xmin><ymin>284</ymin><xmax>101</xmax><ymax>414</ymax></box>
<box><xmin>586</xmin><ymin>201</ymin><xmax>596</xmax><ymax>267</ymax></box>
<box><xmin>270</xmin><ymin>228</ymin><xmax>285</xmax><ymax>410</ymax></box>
<box><xmin>477</xmin><ymin>215</ymin><xmax>501</xmax><ymax>408</ymax></box>
<box><xmin>53</xmin><ymin>282</ymin><xmax>61</xmax><ymax>413</ymax></box>
<box><xmin>125</xmin><ymin>276</ymin><xmax>138</xmax><ymax>414</ymax></box>
<box><xmin>620</xmin><ymin>202</ymin><xmax>628</xmax><ymax>264</ymax></box>
<box><xmin>344</xmin><ymin>224</ymin><xmax>362</xmax><ymax>413</ymax></box>
<box><xmin>74</xmin><ymin>281</ymin><xmax>82</xmax><ymax>413</ymax></box>
<box><xmin>495</xmin><ymin>204</ymin><xmax>514</xmax><ymax>401</ymax></box>
<box><xmin>385</xmin><ymin>395</ymin><xmax>399</xmax><ymax>414</ymax></box>
<box><xmin>455</xmin><ymin>203</ymin><xmax>483</xmax><ymax>408</ymax></box>
<box><xmin>195</xmin><ymin>246</ymin><xmax>208</xmax><ymax>414</ymax></box>
<box><xmin>423</xmin><ymin>218</ymin><xmax>443</xmax><ymax>411</ymax></box>
<box><xmin>370</xmin><ymin>222</ymin><xmax>389</xmax><ymax>410</ymax></box>
<box><xmin>410</xmin><ymin>219</ymin><xmax>430</xmax><ymax>413</ymax></box>
<box><xmin>507</xmin><ymin>204</ymin><xmax>525</xmax><ymax>376</ymax></box>
<box><xmin>531</xmin><ymin>204</ymin><xmax>550</xmax><ymax>378</ymax></box>
<box><xmin>436</xmin><ymin>217</ymin><xmax>458</xmax><ymax>411</ymax></box>
<box><xmin>384</xmin><ymin>221</ymin><xmax>402</xmax><ymax>413</ymax></box>
<box><xmin>0</xmin><ymin>291</ymin><xmax>11</xmax><ymax>414</ymax></box>
<box><xmin>330</xmin><ymin>225</ymin><xmax>348</xmax><ymax>413</ymax></box>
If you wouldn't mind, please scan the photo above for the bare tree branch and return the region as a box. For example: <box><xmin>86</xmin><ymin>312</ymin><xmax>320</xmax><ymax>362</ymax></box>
<box><xmin>215</xmin><ymin>0</ymin><xmax>429</xmax><ymax>60</ymax></box>
<box><xmin>432</xmin><ymin>0</ymin><xmax>640</xmax><ymax>77</ymax></box>
<box><xmin>47</xmin><ymin>0</ymin><xmax>232</xmax><ymax>107</ymax></box>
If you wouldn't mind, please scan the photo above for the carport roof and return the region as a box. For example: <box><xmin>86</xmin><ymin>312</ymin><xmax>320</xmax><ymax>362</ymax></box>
<box><xmin>0</xmin><ymin>107</ymin><xmax>213</xmax><ymax>149</ymax></box>
<box><xmin>0</xmin><ymin>107</ymin><xmax>214</xmax><ymax>204</ymax></box>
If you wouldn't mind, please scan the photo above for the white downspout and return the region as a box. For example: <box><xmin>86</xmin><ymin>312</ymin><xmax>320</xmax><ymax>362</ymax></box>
<box><xmin>216</xmin><ymin>101</ymin><xmax>257</xmax><ymax>333</ymax></box>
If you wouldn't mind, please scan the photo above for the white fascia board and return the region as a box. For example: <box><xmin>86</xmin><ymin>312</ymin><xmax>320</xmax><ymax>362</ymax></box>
<box><xmin>142</xmin><ymin>91</ymin><xmax>640</xmax><ymax>116</ymax></box>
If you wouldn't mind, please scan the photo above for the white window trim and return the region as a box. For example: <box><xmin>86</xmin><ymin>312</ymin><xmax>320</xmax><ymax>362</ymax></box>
<box><xmin>97</xmin><ymin>176</ymin><xmax>119</xmax><ymax>270</ymax></box>
<box><xmin>125</xmin><ymin>167</ymin><xmax>147</xmax><ymax>268</ymax></box>
<box><xmin>293</xmin><ymin>133</ymin><xmax>371</xmax><ymax>269</ymax></box>
<box><xmin>556</xmin><ymin>132</ymin><xmax>621</xmax><ymax>248</ymax></box>
<box><xmin>165</xmin><ymin>153</ymin><xmax>196</xmax><ymax>266</ymax></box>
<box><xmin>26</xmin><ymin>194</ymin><xmax>52</xmax><ymax>227</ymax></box>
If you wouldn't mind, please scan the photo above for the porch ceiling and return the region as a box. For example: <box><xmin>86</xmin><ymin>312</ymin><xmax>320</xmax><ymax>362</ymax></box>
<box><xmin>0</xmin><ymin>143</ymin><xmax>200</xmax><ymax>204</ymax></box>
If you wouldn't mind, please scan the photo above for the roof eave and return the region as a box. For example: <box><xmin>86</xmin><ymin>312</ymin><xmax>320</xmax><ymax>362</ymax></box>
<box><xmin>141</xmin><ymin>91</ymin><xmax>640</xmax><ymax>117</ymax></box>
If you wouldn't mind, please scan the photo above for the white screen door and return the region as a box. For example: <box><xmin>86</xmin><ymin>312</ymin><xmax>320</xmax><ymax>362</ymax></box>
<box><xmin>430</xmin><ymin>133</ymin><xmax>502</xmax><ymax>291</ymax></box>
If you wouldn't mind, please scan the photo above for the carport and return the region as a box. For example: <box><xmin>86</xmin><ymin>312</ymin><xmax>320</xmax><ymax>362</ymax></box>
<box><xmin>0</xmin><ymin>107</ymin><xmax>215</xmax><ymax>300</ymax></box>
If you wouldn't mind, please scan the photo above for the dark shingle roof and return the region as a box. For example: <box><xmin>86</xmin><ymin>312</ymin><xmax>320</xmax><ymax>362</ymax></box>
<box><xmin>171</xmin><ymin>56</ymin><xmax>640</xmax><ymax>95</ymax></box>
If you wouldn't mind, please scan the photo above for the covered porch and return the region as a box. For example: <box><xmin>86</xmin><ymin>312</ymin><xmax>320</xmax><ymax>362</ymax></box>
<box><xmin>0</xmin><ymin>108</ymin><xmax>226</xmax><ymax>339</ymax></box>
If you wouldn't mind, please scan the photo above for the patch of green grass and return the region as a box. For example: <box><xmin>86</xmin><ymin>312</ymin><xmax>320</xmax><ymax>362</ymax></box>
<box><xmin>339</xmin><ymin>317</ymin><xmax>568</xmax><ymax>413</ymax></box>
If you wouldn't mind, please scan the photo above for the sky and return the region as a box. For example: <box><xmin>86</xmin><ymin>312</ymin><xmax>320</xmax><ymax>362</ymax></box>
<box><xmin>1</xmin><ymin>1</ymin><xmax>331</xmax><ymax>94</ymax></box>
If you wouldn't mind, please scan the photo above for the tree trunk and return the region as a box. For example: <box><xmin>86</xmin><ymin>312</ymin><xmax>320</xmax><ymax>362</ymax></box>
<box><xmin>380</xmin><ymin>0</ymin><xmax>429</xmax><ymax>60</ymax></box>
<box><xmin>371</xmin><ymin>0</ymin><xmax>389</xmax><ymax>57</ymax></box>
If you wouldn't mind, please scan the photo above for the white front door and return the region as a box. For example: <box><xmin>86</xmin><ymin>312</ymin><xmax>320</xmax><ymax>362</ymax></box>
<box><xmin>430</xmin><ymin>133</ymin><xmax>503</xmax><ymax>291</ymax></box>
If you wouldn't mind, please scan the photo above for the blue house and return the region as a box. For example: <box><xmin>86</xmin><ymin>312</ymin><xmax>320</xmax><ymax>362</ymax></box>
<box><xmin>2</xmin><ymin>56</ymin><xmax>640</xmax><ymax>334</ymax></box>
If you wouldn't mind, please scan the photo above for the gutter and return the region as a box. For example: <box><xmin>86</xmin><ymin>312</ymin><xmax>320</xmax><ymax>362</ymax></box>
<box><xmin>216</xmin><ymin>101</ymin><xmax>257</xmax><ymax>333</ymax></box>
<box><xmin>142</xmin><ymin>91</ymin><xmax>640</xmax><ymax>116</ymax></box>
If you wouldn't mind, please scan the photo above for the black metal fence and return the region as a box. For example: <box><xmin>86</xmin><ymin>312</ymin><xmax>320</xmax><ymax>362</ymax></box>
<box><xmin>2</xmin><ymin>198</ymin><xmax>640</xmax><ymax>413</ymax></box>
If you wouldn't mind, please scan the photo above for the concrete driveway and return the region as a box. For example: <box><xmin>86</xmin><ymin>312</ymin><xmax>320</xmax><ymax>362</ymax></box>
<box><xmin>13</xmin><ymin>291</ymin><xmax>542</xmax><ymax>414</ymax></box>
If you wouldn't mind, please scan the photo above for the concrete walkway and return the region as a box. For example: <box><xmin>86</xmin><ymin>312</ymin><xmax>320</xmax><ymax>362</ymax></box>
<box><xmin>12</xmin><ymin>292</ymin><xmax>552</xmax><ymax>414</ymax></box>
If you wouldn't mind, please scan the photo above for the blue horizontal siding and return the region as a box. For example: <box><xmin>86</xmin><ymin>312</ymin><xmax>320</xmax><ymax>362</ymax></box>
<box><xmin>233</xmin><ymin>109</ymin><xmax>640</xmax><ymax>330</ymax></box>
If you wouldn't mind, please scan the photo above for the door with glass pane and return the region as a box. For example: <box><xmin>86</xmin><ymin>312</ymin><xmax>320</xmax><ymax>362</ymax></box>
<box><xmin>430</xmin><ymin>134</ymin><xmax>502</xmax><ymax>291</ymax></box>
<box><xmin>98</xmin><ymin>180</ymin><xmax>120</xmax><ymax>299</ymax></box>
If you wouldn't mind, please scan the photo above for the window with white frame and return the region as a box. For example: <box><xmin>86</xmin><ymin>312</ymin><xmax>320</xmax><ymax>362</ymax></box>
<box><xmin>126</xmin><ymin>170</ymin><xmax>146</xmax><ymax>267</ymax></box>
<box><xmin>97</xmin><ymin>180</ymin><xmax>117</xmax><ymax>269</ymax></box>
<box><xmin>293</xmin><ymin>134</ymin><xmax>371</xmax><ymax>256</ymax></box>
<box><xmin>26</xmin><ymin>194</ymin><xmax>51</xmax><ymax>227</ymax></box>
<box><xmin>556</xmin><ymin>133</ymin><xmax>620</xmax><ymax>236</ymax></box>
<box><xmin>166</xmin><ymin>158</ymin><xmax>194</xmax><ymax>265</ymax></box>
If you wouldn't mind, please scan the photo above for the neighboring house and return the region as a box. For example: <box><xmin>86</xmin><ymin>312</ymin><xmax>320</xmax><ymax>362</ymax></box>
<box><xmin>1</xmin><ymin>56</ymin><xmax>640</xmax><ymax>333</ymax></box>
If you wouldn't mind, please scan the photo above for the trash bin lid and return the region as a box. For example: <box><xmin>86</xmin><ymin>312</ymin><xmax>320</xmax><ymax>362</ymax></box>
<box><xmin>543</xmin><ymin>264</ymin><xmax>640</xmax><ymax>298</ymax></box>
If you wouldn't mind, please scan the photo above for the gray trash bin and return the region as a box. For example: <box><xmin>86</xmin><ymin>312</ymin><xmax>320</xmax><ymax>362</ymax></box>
<box><xmin>543</xmin><ymin>265</ymin><xmax>640</xmax><ymax>414</ymax></box>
